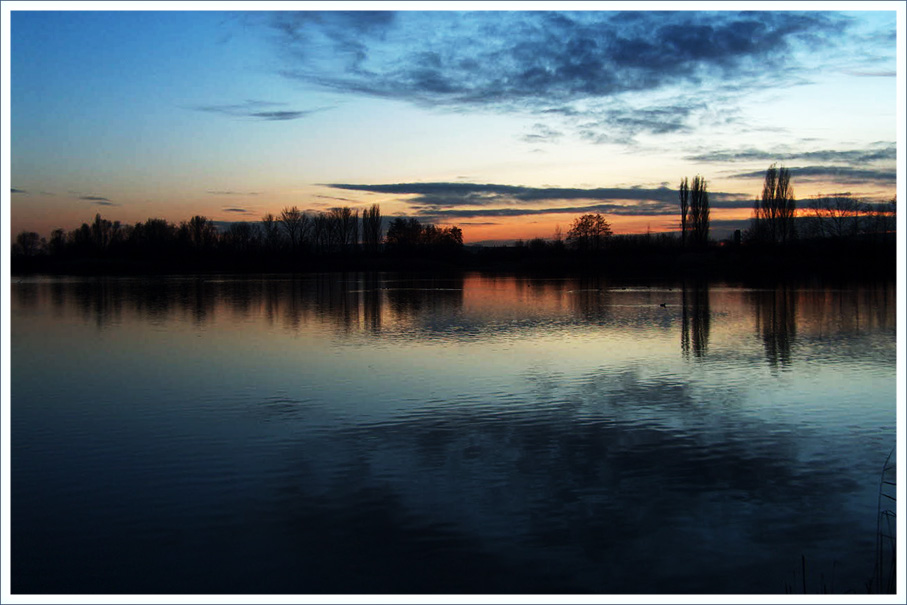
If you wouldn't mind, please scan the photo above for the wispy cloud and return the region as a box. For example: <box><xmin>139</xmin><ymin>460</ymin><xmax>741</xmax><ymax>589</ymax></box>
<box><xmin>78</xmin><ymin>195</ymin><xmax>120</xmax><ymax>206</ymax></box>
<box><xmin>842</xmin><ymin>69</ymin><xmax>896</xmax><ymax>77</ymax></box>
<box><xmin>192</xmin><ymin>99</ymin><xmax>326</xmax><ymax>121</ymax></box>
<box><xmin>522</xmin><ymin>123</ymin><xmax>564</xmax><ymax>144</ymax></box>
<box><xmin>730</xmin><ymin>165</ymin><xmax>896</xmax><ymax>186</ymax></box>
<box><xmin>206</xmin><ymin>190</ymin><xmax>260</xmax><ymax>196</ymax></box>
<box><xmin>11</xmin><ymin>188</ymin><xmax>27</xmax><ymax>194</ymax></box>
<box><xmin>315</xmin><ymin>194</ymin><xmax>361</xmax><ymax>204</ymax></box>
<box><xmin>688</xmin><ymin>142</ymin><xmax>896</xmax><ymax>164</ymax></box>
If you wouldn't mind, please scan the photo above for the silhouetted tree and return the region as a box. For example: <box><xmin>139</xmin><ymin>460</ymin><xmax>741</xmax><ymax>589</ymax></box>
<box><xmin>68</xmin><ymin>222</ymin><xmax>93</xmax><ymax>254</ymax></box>
<box><xmin>567</xmin><ymin>213</ymin><xmax>612</xmax><ymax>253</ymax></box>
<box><xmin>384</xmin><ymin>217</ymin><xmax>462</xmax><ymax>257</ymax></box>
<box><xmin>862</xmin><ymin>197</ymin><xmax>897</xmax><ymax>241</ymax></box>
<box><xmin>679</xmin><ymin>177</ymin><xmax>689</xmax><ymax>247</ymax></box>
<box><xmin>48</xmin><ymin>228</ymin><xmax>66</xmax><ymax>256</ymax></box>
<box><xmin>180</xmin><ymin>215</ymin><xmax>218</xmax><ymax>251</ymax></box>
<box><xmin>130</xmin><ymin>218</ymin><xmax>177</xmax><ymax>257</ymax></box>
<box><xmin>261</xmin><ymin>213</ymin><xmax>282</xmax><ymax>252</ymax></box>
<box><xmin>361</xmin><ymin>204</ymin><xmax>382</xmax><ymax>254</ymax></box>
<box><xmin>328</xmin><ymin>206</ymin><xmax>359</xmax><ymax>252</ymax></box>
<box><xmin>224</xmin><ymin>221</ymin><xmax>259</xmax><ymax>255</ymax></box>
<box><xmin>689</xmin><ymin>176</ymin><xmax>710</xmax><ymax>247</ymax></box>
<box><xmin>806</xmin><ymin>193</ymin><xmax>861</xmax><ymax>239</ymax></box>
<box><xmin>13</xmin><ymin>231</ymin><xmax>43</xmax><ymax>257</ymax></box>
<box><xmin>279</xmin><ymin>206</ymin><xmax>309</xmax><ymax>254</ymax></box>
<box><xmin>753</xmin><ymin>164</ymin><xmax>796</xmax><ymax>244</ymax></box>
<box><xmin>310</xmin><ymin>212</ymin><xmax>329</xmax><ymax>254</ymax></box>
<box><xmin>90</xmin><ymin>213</ymin><xmax>122</xmax><ymax>251</ymax></box>
<box><xmin>422</xmin><ymin>224</ymin><xmax>463</xmax><ymax>250</ymax></box>
<box><xmin>385</xmin><ymin>217</ymin><xmax>423</xmax><ymax>252</ymax></box>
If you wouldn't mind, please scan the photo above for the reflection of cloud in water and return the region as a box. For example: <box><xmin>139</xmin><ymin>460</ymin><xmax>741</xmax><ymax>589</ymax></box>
<box><xmin>11</xmin><ymin>276</ymin><xmax>895</xmax><ymax>593</ymax></box>
<box><xmin>266</xmin><ymin>367</ymin><xmax>874</xmax><ymax>593</ymax></box>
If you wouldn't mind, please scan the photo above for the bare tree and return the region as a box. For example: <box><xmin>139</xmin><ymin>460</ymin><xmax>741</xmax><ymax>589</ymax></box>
<box><xmin>279</xmin><ymin>206</ymin><xmax>308</xmax><ymax>253</ymax></box>
<box><xmin>90</xmin><ymin>213</ymin><xmax>123</xmax><ymax>251</ymax></box>
<box><xmin>261</xmin><ymin>213</ymin><xmax>282</xmax><ymax>252</ymax></box>
<box><xmin>361</xmin><ymin>204</ymin><xmax>382</xmax><ymax>254</ymax></box>
<box><xmin>13</xmin><ymin>231</ymin><xmax>43</xmax><ymax>257</ymax></box>
<box><xmin>181</xmin><ymin>215</ymin><xmax>217</xmax><ymax>250</ymax></box>
<box><xmin>689</xmin><ymin>176</ymin><xmax>710</xmax><ymax>247</ymax></box>
<box><xmin>328</xmin><ymin>207</ymin><xmax>359</xmax><ymax>251</ymax></box>
<box><xmin>679</xmin><ymin>177</ymin><xmax>689</xmax><ymax>247</ymax></box>
<box><xmin>754</xmin><ymin>164</ymin><xmax>796</xmax><ymax>243</ymax></box>
<box><xmin>224</xmin><ymin>221</ymin><xmax>258</xmax><ymax>254</ymax></box>
<box><xmin>860</xmin><ymin>197</ymin><xmax>896</xmax><ymax>242</ymax></box>
<box><xmin>807</xmin><ymin>193</ymin><xmax>861</xmax><ymax>239</ymax></box>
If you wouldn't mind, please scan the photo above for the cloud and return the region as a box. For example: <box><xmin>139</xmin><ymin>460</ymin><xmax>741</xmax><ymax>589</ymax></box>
<box><xmin>78</xmin><ymin>195</ymin><xmax>120</xmax><ymax>206</ymax></box>
<box><xmin>730</xmin><ymin>166</ymin><xmax>896</xmax><ymax>186</ymax></box>
<box><xmin>522</xmin><ymin>123</ymin><xmax>564</xmax><ymax>144</ymax></box>
<box><xmin>842</xmin><ymin>69</ymin><xmax>896</xmax><ymax>77</ymax></box>
<box><xmin>263</xmin><ymin>11</ymin><xmax>886</xmax><ymax>145</ymax></box>
<box><xmin>315</xmin><ymin>194</ymin><xmax>360</xmax><ymax>204</ymax></box>
<box><xmin>576</xmin><ymin>101</ymin><xmax>709</xmax><ymax>143</ymax></box>
<box><xmin>11</xmin><ymin>188</ymin><xmax>27</xmax><ymax>194</ymax></box>
<box><xmin>327</xmin><ymin>181</ymin><xmax>753</xmax><ymax>221</ymax></box>
<box><xmin>223</xmin><ymin>207</ymin><xmax>249</xmax><ymax>213</ymax></box>
<box><xmin>192</xmin><ymin>99</ymin><xmax>326</xmax><ymax>121</ymax></box>
<box><xmin>688</xmin><ymin>142</ymin><xmax>896</xmax><ymax>164</ymax></box>
<box><xmin>271</xmin><ymin>11</ymin><xmax>854</xmax><ymax>113</ymax></box>
<box><xmin>206</xmin><ymin>190</ymin><xmax>261</xmax><ymax>196</ymax></box>
<box><xmin>249</xmin><ymin>110</ymin><xmax>314</xmax><ymax>121</ymax></box>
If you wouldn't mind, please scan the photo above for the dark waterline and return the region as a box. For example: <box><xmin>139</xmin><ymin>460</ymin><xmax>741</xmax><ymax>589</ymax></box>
<box><xmin>10</xmin><ymin>274</ymin><xmax>896</xmax><ymax>594</ymax></box>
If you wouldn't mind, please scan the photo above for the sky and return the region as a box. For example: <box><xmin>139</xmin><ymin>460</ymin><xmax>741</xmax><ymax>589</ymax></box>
<box><xmin>3</xmin><ymin>2</ymin><xmax>903</xmax><ymax>243</ymax></box>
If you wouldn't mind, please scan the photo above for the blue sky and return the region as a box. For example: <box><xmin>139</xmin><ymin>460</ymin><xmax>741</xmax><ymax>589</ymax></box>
<box><xmin>4</xmin><ymin>2</ymin><xmax>902</xmax><ymax>242</ymax></box>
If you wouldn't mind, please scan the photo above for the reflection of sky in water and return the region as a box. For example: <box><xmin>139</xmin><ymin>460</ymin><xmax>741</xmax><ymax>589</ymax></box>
<box><xmin>10</xmin><ymin>275</ymin><xmax>897</xmax><ymax>593</ymax></box>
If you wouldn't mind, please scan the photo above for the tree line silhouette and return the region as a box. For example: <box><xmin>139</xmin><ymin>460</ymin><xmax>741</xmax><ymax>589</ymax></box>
<box><xmin>11</xmin><ymin>164</ymin><xmax>896</xmax><ymax>278</ymax></box>
<box><xmin>490</xmin><ymin>164</ymin><xmax>894</xmax><ymax>279</ymax></box>
<box><xmin>11</xmin><ymin>203</ymin><xmax>467</xmax><ymax>273</ymax></box>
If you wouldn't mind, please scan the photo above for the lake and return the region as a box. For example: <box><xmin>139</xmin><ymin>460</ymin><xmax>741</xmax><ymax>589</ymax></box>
<box><xmin>9</xmin><ymin>273</ymin><xmax>897</xmax><ymax>594</ymax></box>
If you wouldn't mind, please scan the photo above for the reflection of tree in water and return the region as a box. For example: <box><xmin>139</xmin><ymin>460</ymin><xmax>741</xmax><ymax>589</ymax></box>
<box><xmin>384</xmin><ymin>275</ymin><xmax>465</xmax><ymax>323</ymax></box>
<box><xmin>681</xmin><ymin>282</ymin><xmax>710</xmax><ymax>359</ymax></box>
<box><xmin>797</xmin><ymin>282</ymin><xmax>895</xmax><ymax>336</ymax></box>
<box><xmin>752</xmin><ymin>286</ymin><xmax>797</xmax><ymax>370</ymax></box>
<box><xmin>71</xmin><ymin>279</ymin><xmax>124</xmax><ymax>330</ymax></box>
<box><xmin>177</xmin><ymin>278</ymin><xmax>217</xmax><ymax>326</ymax></box>
<box><xmin>27</xmin><ymin>274</ymin><xmax>464</xmax><ymax>334</ymax></box>
<box><xmin>567</xmin><ymin>275</ymin><xmax>613</xmax><ymax>321</ymax></box>
<box><xmin>15</xmin><ymin>281</ymin><xmax>39</xmax><ymax>311</ymax></box>
<box><xmin>354</xmin><ymin>273</ymin><xmax>380</xmax><ymax>335</ymax></box>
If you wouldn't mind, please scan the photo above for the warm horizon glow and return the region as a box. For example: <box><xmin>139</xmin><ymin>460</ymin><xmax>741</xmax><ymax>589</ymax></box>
<box><xmin>5</xmin><ymin>5</ymin><xmax>900</xmax><ymax>244</ymax></box>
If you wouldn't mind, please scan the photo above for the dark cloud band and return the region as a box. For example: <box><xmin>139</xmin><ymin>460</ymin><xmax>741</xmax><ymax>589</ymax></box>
<box><xmin>688</xmin><ymin>143</ymin><xmax>896</xmax><ymax>164</ymax></box>
<box><xmin>328</xmin><ymin>181</ymin><xmax>755</xmax><ymax>221</ymax></box>
<box><xmin>192</xmin><ymin>100</ymin><xmax>324</xmax><ymax>121</ymax></box>
<box><xmin>730</xmin><ymin>166</ymin><xmax>895</xmax><ymax>185</ymax></box>
<box><xmin>272</xmin><ymin>11</ymin><xmax>854</xmax><ymax>111</ymax></box>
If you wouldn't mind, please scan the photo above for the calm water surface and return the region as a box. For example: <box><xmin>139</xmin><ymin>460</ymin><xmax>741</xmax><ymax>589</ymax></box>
<box><xmin>11</xmin><ymin>274</ymin><xmax>896</xmax><ymax>594</ymax></box>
